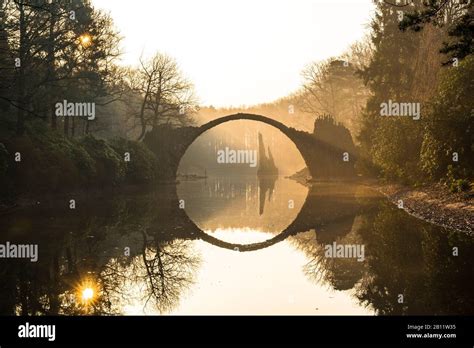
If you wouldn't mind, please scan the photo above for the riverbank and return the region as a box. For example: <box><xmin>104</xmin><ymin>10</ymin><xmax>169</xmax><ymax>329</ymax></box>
<box><xmin>0</xmin><ymin>126</ymin><xmax>173</xmax><ymax>210</ymax></box>
<box><xmin>289</xmin><ymin>168</ymin><xmax>473</xmax><ymax>234</ymax></box>
<box><xmin>369</xmin><ymin>182</ymin><xmax>473</xmax><ymax>234</ymax></box>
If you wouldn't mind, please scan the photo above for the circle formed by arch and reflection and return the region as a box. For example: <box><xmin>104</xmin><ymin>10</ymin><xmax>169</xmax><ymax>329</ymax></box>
<box><xmin>177</xmin><ymin>118</ymin><xmax>309</xmax><ymax>249</ymax></box>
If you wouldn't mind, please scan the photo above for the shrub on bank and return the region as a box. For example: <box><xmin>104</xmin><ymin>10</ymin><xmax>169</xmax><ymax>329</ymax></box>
<box><xmin>80</xmin><ymin>135</ymin><xmax>126</xmax><ymax>186</ymax></box>
<box><xmin>0</xmin><ymin>126</ymin><xmax>160</xmax><ymax>200</ymax></box>
<box><xmin>109</xmin><ymin>138</ymin><xmax>159</xmax><ymax>184</ymax></box>
<box><xmin>26</xmin><ymin>122</ymin><xmax>97</xmax><ymax>191</ymax></box>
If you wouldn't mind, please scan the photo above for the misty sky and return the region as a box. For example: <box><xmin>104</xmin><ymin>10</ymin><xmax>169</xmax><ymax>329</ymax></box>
<box><xmin>92</xmin><ymin>0</ymin><xmax>375</xmax><ymax>107</ymax></box>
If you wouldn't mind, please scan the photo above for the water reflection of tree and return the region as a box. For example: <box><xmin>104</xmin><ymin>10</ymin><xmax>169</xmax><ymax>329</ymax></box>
<box><xmin>2</xmin><ymin>183</ymin><xmax>472</xmax><ymax>316</ymax></box>
<box><xmin>291</xmin><ymin>228</ymin><xmax>366</xmax><ymax>291</ymax></box>
<box><xmin>289</xmin><ymin>191</ymin><xmax>474</xmax><ymax>315</ymax></box>
<box><xmin>0</xmin><ymin>190</ymin><xmax>201</xmax><ymax>315</ymax></box>
<box><xmin>287</xmin><ymin>183</ymin><xmax>366</xmax><ymax>291</ymax></box>
<box><xmin>58</xmin><ymin>231</ymin><xmax>201</xmax><ymax>315</ymax></box>
<box><xmin>138</xmin><ymin>235</ymin><xmax>200</xmax><ymax>313</ymax></box>
<box><xmin>354</xmin><ymin>201</ymin><xmax>474</xmax><ymax>315</ymax></box>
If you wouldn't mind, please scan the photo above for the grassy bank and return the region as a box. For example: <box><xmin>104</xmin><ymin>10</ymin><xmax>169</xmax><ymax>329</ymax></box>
<box><xmin>0</xmin><ymin>121</ymin><xmax>163</xmax><ymax>205</ymax></box>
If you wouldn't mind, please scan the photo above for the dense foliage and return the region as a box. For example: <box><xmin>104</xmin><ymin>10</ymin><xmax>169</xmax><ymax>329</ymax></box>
<box><xmin>0</xmin><ymin>122</ymin><xmax>159</xmax><ymax>201</ymax></box>
<box><xmin>356</xmin><ymin>0</ymin><xmax>473</xmax><ymax>190</ymax></box>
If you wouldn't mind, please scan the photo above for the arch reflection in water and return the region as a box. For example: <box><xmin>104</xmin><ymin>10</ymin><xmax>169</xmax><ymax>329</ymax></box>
<box><xmin>177</xmin><ymin>176</ymin><xmax>308</xmax><ymax>245</ymax></box>
<box><xmin>0</xmin><ymin>182</ymin><xmax>472</xmax><ymax>314</ymax></box>
<box><xmin>177</xmin><ymin>119</ymin><xmax>309</xmax><ymax>246</ymax></box>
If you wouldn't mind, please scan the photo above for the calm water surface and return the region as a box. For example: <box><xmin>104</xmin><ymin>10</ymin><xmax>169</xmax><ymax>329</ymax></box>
<box><xmin>0</xmin><ymin>176</ymin><xmax>472</xmax><ymax>315</ymax></box>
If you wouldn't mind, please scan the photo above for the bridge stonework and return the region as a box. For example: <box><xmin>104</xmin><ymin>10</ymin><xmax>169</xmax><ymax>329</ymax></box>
<box><xmin>143</xmin><ymin>113</ymin><xmax>356</xmax><ymax>180</ymax></box>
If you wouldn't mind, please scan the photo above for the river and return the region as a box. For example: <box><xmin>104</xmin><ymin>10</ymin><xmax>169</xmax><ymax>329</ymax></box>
<box><xmin>0</xmin><ymin>176</ymin><xmax>472</xmax><ymax>315</ymax></box>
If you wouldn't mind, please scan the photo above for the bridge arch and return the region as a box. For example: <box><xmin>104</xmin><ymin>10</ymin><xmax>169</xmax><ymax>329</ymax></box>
<box><xmin>196</xmin><ymin>113</ymin><xmax>302</xmax><ymax>138</ymax></box>
<box><xmin>177</xmin><ymin>113</ymin><xmax>313</xmax><ymax>177</ymax></box>
<box><xmin>144</xmin><ymin>112</ymin><xmax>356</xmax><ymax>181</ymax></box>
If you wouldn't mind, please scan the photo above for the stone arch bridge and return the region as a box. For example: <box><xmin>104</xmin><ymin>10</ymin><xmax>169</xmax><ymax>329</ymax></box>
<box><xmin>144</xmin><ymin>113</ymin><xmax>356</xmax><ymax>179</ymax></box>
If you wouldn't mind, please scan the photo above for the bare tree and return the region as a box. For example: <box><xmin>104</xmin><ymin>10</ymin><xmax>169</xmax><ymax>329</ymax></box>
<box><xmin>300</xmin><ymin>57</ymin><xmax>370</xmax><ymax>135</ymax></box>
<box><xmin>129</xmin><ymin>52</ymin><xmax>197</xmax><ymax>141</ymax></box>
<box><xmin>300</xmin><ymin>59</ymin><xmax>337</xmax><ymax>117</ymax></box>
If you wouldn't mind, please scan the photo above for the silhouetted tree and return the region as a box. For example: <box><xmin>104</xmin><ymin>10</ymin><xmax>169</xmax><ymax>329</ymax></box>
<box><xmin>129</xmin><ymin>52</ymin><xmax>197</xmax><ymax>140</ymax></box>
